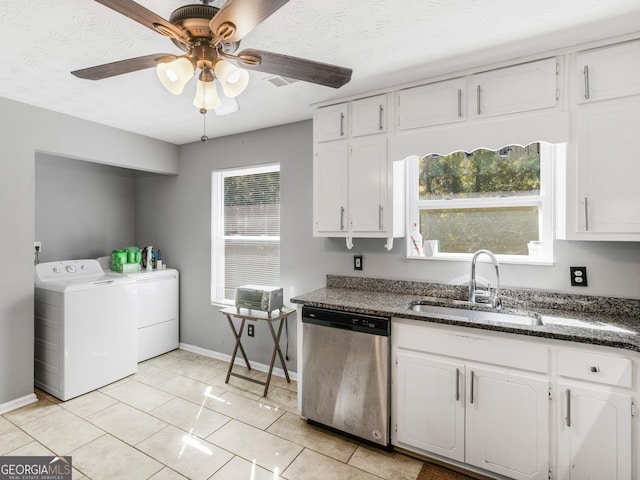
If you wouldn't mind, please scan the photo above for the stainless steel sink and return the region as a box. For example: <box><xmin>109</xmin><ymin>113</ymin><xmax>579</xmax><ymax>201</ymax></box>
<box><xmin>409</xmin><ymin>303</ymin><xmax>542</xmax><ymax>326</ymax></box>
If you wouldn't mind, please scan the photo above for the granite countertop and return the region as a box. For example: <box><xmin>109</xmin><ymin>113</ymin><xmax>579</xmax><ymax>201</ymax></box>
<box><xmin>291</xmin><ymin>275</ymin><xmax>640</xmax><ymax>353</ymax></box>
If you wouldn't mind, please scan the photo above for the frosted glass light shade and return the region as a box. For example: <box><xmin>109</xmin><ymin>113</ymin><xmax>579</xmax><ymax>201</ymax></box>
<box><xmin>157</xmin><ymin>57</ymin><xmax>194</xmax><ymax>95</ymax></box>
<box><xmin>214</xmin><ymin>60</ymin><xmax>249</xmax><ymax>97</ymax></box>
<box><xmin>193</xmin><ymin>79</ymin><xmax>221</xmax><ymax>110</ymax></box>
<box><xmin>214</xmin><ymin>80</ymin><xmax>239</xmax><ymax>115</ymax></box>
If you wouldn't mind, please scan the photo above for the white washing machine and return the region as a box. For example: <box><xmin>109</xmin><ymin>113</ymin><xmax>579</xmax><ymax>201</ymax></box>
<box><xmin>34</xmin><ymin>259</ymin><xmax>138</xmax><ymax>401</ymax></box>
<box><xmin>98</xmin><ymin>257</ymin><xmax>179</xmax><ymax>361</ymax></box>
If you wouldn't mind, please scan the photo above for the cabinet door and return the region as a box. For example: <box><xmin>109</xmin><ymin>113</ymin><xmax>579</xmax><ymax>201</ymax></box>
<box><xmin>313</xmin><ymin>141</ymin><xmax>348</xmax><ymax>235</ymax></box>
<box><xmin>348</xmin><ymin>136</ymin><xmax>388</xmax><ymax>233</ymax></box>
<box><xmin>470</xmin><ymin>57</ymin><xmax>558</xmax><ymax>118</ymax></box>
<box><xmin>576</xmin><ymin>40</ymin><xmax>640</xmax><ymax>103</ymax></box>
<box><xmin>351</xmin><ymin>94</ymin><xmax>388</xmax><ymax>137</ymax></box>
<box><xmin>576</xmin><ymin>96</ymin><xmax>640</xmax><ymax>235</ymax></box>
<box><xmin>315</xmin><ymin>103</ymin><xmax>348</xmax><ymax>142</ymax></box>
<box><xmin>557</xmin><ymin>384</ymin><xmax>632</xmax><ymax>480</ymax></box>
<box><xmin>396</xmin><ymin>351</ymin><xmax>465</xmax><ymax>461</ymax></box>
<box><xmin>465</xmin><ymin>365</ymin><xmax>549</xmax><ymax>480</ymax></box>
<box><xmin>397</xmin><ymin>77</ymin><xmax>466</xmax><ymax>130</ymax></box>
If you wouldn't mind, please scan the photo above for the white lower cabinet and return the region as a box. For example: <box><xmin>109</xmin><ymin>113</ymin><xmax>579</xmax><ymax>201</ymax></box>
<box><xmin>465</xmin><ymin>364</ymin><xmax>549</xmax><ymax>479</ymax></box>
<box><xmin>557</xmin><ymin>384</ymin><xmax>632</xmax><ymax>479</ymax></box>
<box><xmin>396</xmin><ymin>352</ymin><xmax>465</xmax><ymax>461</ymax></box>
<box><xmin>394</xmin><ymin>321</ymin><xmax>550</xmax><ymax>480</ymax></box>
<box><xmin>393</xmin><ymin>319</ymin><xmax>639</xmax><ymax>480</ymax></box>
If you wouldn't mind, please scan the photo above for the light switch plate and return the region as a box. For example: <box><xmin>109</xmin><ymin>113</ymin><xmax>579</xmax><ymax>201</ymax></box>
<box><xmin>354</xmin><ymin>255</ymin><xmax>363</xmax><ymax>271</ymax></box>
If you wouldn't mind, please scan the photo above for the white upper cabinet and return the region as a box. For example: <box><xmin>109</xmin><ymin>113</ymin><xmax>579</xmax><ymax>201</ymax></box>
<box><xmin>397</xmin><ymin>77</ymin><xmax>466</xmax><ymax>130</ymax></box>
<box><xmin>565</xmin><ymin>39</ymin><xmax>640</xmax><ymax>240</ymax></box>
<box><xmin>351</xmin><ymin>94</ymin><xmax>388</xmax><ymax>136</ymax></box>
<box><xmin>348</xmin><ymin>135</ymin><xmax>389</xmax><ymax>233</ymax></box>
<box><xmin>313</xmin><ymin>140</ymin><xmax>349</xmax><ymax>234</ymax></box>
<box><xmin>314</xmin><ymin>103</ymin><xmax>348</xmax><ymax>142</ymax></box>
<box><xmin>470</xmin><ymin>57</ymin><xmax>559</xmax><ymax>118</ymax></box>
<box><xmin>575</xmin><ymin>96</ymin><xmax>640</xmax><ymax>236</ymax></box>
<box><xmin>576</xmin><ymin>40</ymin><xmax>640</xmax><ymax>103</ymax></box>
<box><xmin>313</xmin><ymin>93</ymin><xmax>404</xmax><ymax>245</ymax></box>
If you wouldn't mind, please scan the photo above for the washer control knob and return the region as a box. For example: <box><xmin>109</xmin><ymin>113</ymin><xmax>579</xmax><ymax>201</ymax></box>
<box><xmin>53</xmin><ymin>267</ymin><xmax>60</xmax><ymax>273</ymax></box>
<box><xmin>66</xmin><ymin>265</ymin><xmax>76</xmax><ymax>273</ymax></box>
<box><xmin>81</xmin><ymin>264</ymin><xmax>88</xmax><ymax>271</ymax></box>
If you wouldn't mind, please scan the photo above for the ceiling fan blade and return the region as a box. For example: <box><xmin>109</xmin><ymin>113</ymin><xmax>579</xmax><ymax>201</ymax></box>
<box><xmin>71</xmin><ymin>53</ymin><xmax>175</xmax><ymax>80</ymax></box>
<box><xmin>237</xmin><ymin>49</ymin><xmax>352</xmax><ymax>88</ymax></box>
<box><xmin>209</xmin><ymin>0</ymin><xmax>289</xmax><ymax>43</ymax></box>
<box><xmin>94</xmin><ymin>0</ymin><xmax>189</xmax><ymax>43</ymax></box>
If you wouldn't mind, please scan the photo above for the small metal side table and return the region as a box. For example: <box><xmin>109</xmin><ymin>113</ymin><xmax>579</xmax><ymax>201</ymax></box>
<box><xmin>219</xmin><ymin>306</ymin><xmax>294</xmax><ymax>397</ymax></box>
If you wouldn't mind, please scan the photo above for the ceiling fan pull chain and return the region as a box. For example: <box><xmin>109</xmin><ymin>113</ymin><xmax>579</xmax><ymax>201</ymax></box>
<box><xmin>200</xmin><ymin>108</ymin><xmax>209</xmax><ymax>142</ymax></box>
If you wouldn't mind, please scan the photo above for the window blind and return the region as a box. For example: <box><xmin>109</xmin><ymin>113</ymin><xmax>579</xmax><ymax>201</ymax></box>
<box><xmin>214</xmin><ymin>166</ymin><xmax>280</xmax><ymax>303</ymax></box>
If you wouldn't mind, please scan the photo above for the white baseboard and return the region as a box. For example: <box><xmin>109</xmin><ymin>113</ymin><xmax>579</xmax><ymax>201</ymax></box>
<box><xmin>0</xmin><ymin>393</ymin><xmax>38</xmax><ymax>415</ymax></box>
<box><xmin>179</xmin><ymin>342</ymin><xmax>298</xmax><ymax>382</ymax></box>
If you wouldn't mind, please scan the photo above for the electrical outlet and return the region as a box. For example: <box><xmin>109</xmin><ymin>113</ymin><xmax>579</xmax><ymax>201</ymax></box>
<box><xmin>570</xmin><ymin>266</ymin><xmax>588</xmax><ymax>287</ymax></box>
<box><xmin>34</xmin><ymin>241</ymin><xmax>42</xmax><ymax>253</ymax></box>
<box><xmin>247</xmin><ymin>324</ymin><xmax>255</xmax><ymax>337</ymax></box>
<box><xmin>354</xmin><ymin>255</ymin><xmax>363</xmax><ymax>271</ymax></box>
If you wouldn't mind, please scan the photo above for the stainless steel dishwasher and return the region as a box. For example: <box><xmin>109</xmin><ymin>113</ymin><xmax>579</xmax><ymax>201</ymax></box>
<box><xmin>301</xmin><ymin>306</ymin><xmax>390</xmax><ymax>448</ymax></box>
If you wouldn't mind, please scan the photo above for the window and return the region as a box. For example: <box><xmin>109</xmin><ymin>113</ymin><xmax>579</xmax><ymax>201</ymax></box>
<box><xmin>211</xmin><ymin>164</ymin><xmax>280</xmax><ymax>304</ymax></box>
<box><xmin>406</xmin><ymin>143</ymin><xmax>556</xmax><ymax>263</ymax></box>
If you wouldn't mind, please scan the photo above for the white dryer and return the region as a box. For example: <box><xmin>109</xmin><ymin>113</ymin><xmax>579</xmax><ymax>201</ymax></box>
<box><xmin>97</xmin><ymin>257</ymin><xmax>179</xmax><ymax>361</ymax></box>
<box><xmin>34</xmin><ymin>259</ymin><xmax>137</xmax><ymax>401</ymax></box>
<box><xmin>128</xmin><ymin>268</ymin><xmax>179</xmax><ymax>361</ymax></box>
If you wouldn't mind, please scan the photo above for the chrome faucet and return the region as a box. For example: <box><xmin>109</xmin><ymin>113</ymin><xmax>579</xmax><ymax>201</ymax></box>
<box><xmin>469</xmin><ymin>249</ymin><xmax>502</xmax><ymax>309</ymax></box>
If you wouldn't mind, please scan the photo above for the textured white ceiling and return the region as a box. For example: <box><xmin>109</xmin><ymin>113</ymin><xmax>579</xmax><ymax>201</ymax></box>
<box><xmin>1</xmin><ymin>0</ymin><xmax>639</xmax><ymax>145</ymax></box>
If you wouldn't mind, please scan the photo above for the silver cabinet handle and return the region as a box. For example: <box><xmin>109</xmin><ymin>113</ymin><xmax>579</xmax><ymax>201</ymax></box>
<box><xmin>470</xmin><ymin>370</ymin><xmax>475</xmax><ymax>404</ymax></box>
<box><xmin>457</xmin><ymin>89</ymin><xmax>462</xmax><ymax>118</ymax></box>
<box><xmin>476</xmin><ymin>85</ymin><xmax>481</xmax><ymax>115</ymax></box>
<box><xmin>583</xmin><ymin>65</ymin><xmax>590</xmax><ymax>100</ymax></box>
<box><xmin>584</xmin><ymin>197</ymin><xmax>589</xmax><ymax>231</ymax></box>
<box><xmin>339</xmin><ymin>112</ymin><xmax>345</xmax><ymax>137</ymax></box>
<box><xmin>566</xmin><ymin>389</ymin><xmax>571</xmax><ymax>427</ymax></box>
<box><xmin>455</xmin><ymin>368</ymin><xmax>460</xmax><ymax>402</ymax></box>
<box><xmin>378</xmin><ymin>205</ymin><xmax>384</xmax><ymax>230</ymax></box>
<box><xmin>379</xmin><ymin>105</ymin><xmax>384</xmax><ymax>130</ymax></box>
<box><xmin>340</xmin><ymin>206</ymin><xmax>345</xmax><ymax>231</ymax></box>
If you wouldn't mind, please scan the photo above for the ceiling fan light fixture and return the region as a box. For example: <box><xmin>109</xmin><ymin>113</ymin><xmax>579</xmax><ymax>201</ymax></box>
<box><xmin>194</xmin><ymin>78</ymin><xmax>221</xmax><ymax>110</ymax></box>
<box><xmin>214</xmin><ymin>59</ymin><xmax>249</xmax><ymax>97</ymax></box>
<box><xmin>157</xmin><ymin>57</ymin><xmax>194</xmax><ymax>95</ymax></box>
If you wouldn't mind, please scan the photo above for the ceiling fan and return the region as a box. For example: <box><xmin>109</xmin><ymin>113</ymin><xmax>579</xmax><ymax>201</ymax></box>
<box><xmin>72</xmin><ymin>0</ymin><xmax>353</xmax><ymax>115</ymax></box>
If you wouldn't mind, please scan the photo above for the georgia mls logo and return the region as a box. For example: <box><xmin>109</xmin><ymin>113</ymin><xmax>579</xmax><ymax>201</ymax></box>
<box><xmin>0</xmin><ymin>456</ymin><xmax>72</xmax><ymax>480</ymax></box>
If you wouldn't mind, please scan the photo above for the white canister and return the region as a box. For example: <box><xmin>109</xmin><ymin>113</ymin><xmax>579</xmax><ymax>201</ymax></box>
<box><xmin>423</xmin><ymin>240</ymin><xmax>439</xmax><ymax>256</ymax></box>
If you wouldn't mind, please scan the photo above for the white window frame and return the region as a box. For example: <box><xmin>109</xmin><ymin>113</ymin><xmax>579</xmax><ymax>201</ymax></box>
<box><xmin>406</xmin><ymin>143</ymin><xmax>559</xmax><ymax>265</ymax></box>
<box><xmin>211</xmin><ymin>163</ymin><xmax>280</xmax><ymax>305</ymax></box>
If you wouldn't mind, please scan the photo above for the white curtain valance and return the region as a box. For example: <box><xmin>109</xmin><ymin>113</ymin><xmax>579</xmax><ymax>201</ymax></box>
<box><xmin>389</xmin><ymin>112</ymin><xmax>570</xmax><ymax>160</ymax></box>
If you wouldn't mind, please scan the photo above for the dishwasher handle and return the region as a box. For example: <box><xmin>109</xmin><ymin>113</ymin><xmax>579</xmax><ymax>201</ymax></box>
<box><xmin>329</xmin><ymin>322</ymin><xmax>354</xmax><ymax>331</ymax></box>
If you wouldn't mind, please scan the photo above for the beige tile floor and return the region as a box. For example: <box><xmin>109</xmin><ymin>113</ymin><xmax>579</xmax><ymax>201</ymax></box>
<box><xmin>1</xmin><ymin>349</ymin><xmax>424</xmax><ymax>480</ymax></box>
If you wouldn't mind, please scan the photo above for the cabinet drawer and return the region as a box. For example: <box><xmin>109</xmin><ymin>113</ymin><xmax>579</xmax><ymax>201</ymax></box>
<box><xmin>394</xmin><ymin>320</ymin><xmax>548</xmax><ymax>373</ymax></box>
<box><xmin>558</xmin><ymin>349</ymin><xmax>632</xmax><ymax>388</ymax></box>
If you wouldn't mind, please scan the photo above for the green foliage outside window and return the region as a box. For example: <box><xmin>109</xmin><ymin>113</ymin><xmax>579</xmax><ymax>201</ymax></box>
<box><xmin>418</xmin><ymin>145</ymin><xmax>541</xmax><ymax>255</ymax></box>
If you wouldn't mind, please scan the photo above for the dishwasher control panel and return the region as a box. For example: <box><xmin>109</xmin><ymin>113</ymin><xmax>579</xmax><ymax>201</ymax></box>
<box><xmin>302</xmin><ymin>306</ymin><xmax>390</xmax><ymax>336</ymax></box>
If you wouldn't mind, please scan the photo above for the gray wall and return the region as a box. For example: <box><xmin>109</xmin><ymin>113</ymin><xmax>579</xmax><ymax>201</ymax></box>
<box><xmin>0</xmin><ymin>96</ymin><xmax>177</xmax><ymax>409</ymax></box>
<box><xmin>134</xmin><ymin>121</ymin><xmax>340</xmax><ymax>371</ymax></box>
<box><xmin>35</xmin><ymin>154</ymin><xmax>140</xmax><ymax>262</ymax></box>
<box><xmin>4</xmin><ymin>92</ymin><xmax>640</xmax><ymax>410</ymax></box>
<box><xmin>133</xmin><ymin>119</ymin><xmax>640</xmax><ymax>378</ymax></box>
